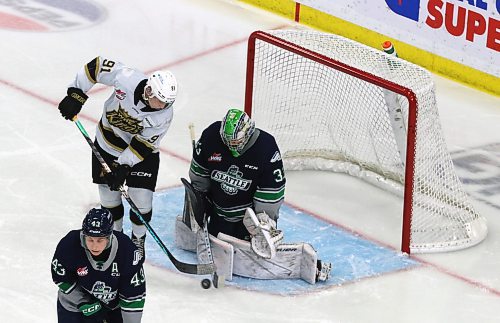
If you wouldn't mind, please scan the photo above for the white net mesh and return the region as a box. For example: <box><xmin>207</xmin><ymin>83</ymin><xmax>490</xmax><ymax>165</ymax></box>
<box><xmin>247</xmin><ymin>30</ymin><xmax>487</xmax><ymax>253</ymax></box>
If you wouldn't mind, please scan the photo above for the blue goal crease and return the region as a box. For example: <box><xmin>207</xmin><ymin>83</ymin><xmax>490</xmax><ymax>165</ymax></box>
<box><xmin>121</xmin><ymin>186</ymin><xmax>420</xmax><ymax>295</ymax></box>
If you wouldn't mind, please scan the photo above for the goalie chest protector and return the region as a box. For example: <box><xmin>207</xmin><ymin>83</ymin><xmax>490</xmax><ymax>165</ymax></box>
<box><xmin>193</xmin><ymin>121</ymin><xmax>285</xmax><ymax>218</ymax></box>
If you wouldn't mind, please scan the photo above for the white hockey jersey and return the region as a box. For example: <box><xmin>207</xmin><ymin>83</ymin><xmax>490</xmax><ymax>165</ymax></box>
<box><xmin>69</xmin><ymin>56</ymin><xmax>173</xmax><ymax>167</ymax></box>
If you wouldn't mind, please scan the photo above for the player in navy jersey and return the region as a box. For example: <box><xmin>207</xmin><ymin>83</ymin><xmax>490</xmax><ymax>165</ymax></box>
<box><xmin>189</xmin><ymin>108</ymin><xmax>286</xmax><ymax>240</ymax></box>
<box><xmin>51</xmin><ymin>208</ymin><xmax>146</xmax><ymax>323</ymax></box>
<box><xmin>179</xmin><ymin>109</ymin><xmax>330</xmax><ymax>284</ymax></box>
<box><xmin>57</xmin><ymin>57</ymin><xmax>178</xmax><ymax>258</ymax></box>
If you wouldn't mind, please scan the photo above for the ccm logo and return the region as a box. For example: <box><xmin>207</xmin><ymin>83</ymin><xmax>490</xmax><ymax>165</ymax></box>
<box><xmin>130</xmin><ymin>171</ymin><xmax>152</xmax><ymax>177</ymax></box>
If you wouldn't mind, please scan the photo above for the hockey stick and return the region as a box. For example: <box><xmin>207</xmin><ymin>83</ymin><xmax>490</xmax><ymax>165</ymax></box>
<box><xmin>188</xmin><ymin>122</ymin><xmax>196</xmax><ymax>151</ymax></box>
<box><xmin>187</xmin><ymin>123</ymin><xmax>224</xmax><ymax>288</ymax></box>
<box><xmin>73</xmin><ymin>118</ymin><xmax>215</xmax><ymax>275</ymax></box>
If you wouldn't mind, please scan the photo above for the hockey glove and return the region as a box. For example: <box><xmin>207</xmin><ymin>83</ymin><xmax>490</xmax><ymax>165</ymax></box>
<box><xmin>192</xmin><ymin>188</ymin><xmax>210</xmax><ymax>228</ymax></box>
<box><xmin>58</xmin><ymin>87</ymin><xmax>88</xmax><ymax>120</ymax></box>
<box><xmin>78</xmin><ymin>301</ymin><xmax>102</xmax><ymax>317</ymax></box>
<box><xmin>104</xmin><ymin>162</ymin><xmax>131</xmax><ymax>191</ymax></box>
<box><xmin>243</xmin><ymin>208</ymin><xmax>283</xmax><ymax>259</ymax></box>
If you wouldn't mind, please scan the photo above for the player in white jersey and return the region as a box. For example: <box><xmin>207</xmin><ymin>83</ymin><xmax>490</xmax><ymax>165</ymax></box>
<box><xmin>58</xmin><ymin>56</ymin><xmax>178</xmax><ymax>258</ymax></box>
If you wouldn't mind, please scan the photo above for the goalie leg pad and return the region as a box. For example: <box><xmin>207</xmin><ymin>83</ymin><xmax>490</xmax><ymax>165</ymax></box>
<box><xmin>196</xmin><ymin>230</ymin><xmax>234</xmax><ymax>281</ymax></box>
<box><xmin>300</xmin><ymin>243</ymin><xmax>319</xmax><ymax>284</ymax></box>
<box><xmin>218</xmin><ymin>233</ymin><xmax>331</xmax><ymax>284</ymax></box>
<box><xmin>209</xmin><ymin>233</ymin><xmax>233</xmax><ymax>281</ymax></box>
<box><xmin>174</xmin><ymin>215</ymin><xmax>197</xmax><ymax>252</ymax></box>
<box><xmin>218</xmin><ymin>233</ymin><xmax>324</xmax><ymax>284</ymax></box>
<box><xmin>297</xmin><ymin>244</ymin><xmax>332</xmax><ymax>283</ymax></box>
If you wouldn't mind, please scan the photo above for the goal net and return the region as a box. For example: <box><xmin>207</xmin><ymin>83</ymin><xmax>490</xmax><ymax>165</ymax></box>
<box><xmin>244</xmin><ymin>30</ymin><xmax>487</xmax><ymax>253</ymax></box>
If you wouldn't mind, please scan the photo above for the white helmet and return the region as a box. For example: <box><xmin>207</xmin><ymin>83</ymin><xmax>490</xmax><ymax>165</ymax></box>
<box><xmin>145</xmin><ymin>70</ymin><xmax>177</xmax><ymax>108</ymax></box>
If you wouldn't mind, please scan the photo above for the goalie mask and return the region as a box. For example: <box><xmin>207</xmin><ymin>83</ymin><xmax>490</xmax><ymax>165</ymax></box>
<box><xmin>144</xmin><ymin>70</ymin><xmax>177</xmax><ymax>110</ymax></box>
<box><xmin>220</xmin><ymin>108</ymin><xmax>255</xmax><ymax>157</ymax></box>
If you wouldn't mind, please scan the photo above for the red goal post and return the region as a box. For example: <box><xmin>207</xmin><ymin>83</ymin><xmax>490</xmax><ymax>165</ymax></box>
<box><xmin>244</xmin><ymin>30</ymin><xmax>487</xmax><ymax>254</ymax></box>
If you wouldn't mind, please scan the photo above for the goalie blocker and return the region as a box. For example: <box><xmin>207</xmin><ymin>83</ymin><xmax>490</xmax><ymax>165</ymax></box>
<box><xmin>175</xmin><ymin>187</ymin><xmax>331</xmax><ymax>284</ymax></box>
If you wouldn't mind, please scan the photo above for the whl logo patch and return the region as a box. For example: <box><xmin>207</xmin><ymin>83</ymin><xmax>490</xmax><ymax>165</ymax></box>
<box><xmin>208</xmin><ymin>153</ymin><xmax>222</xmax><ymax>162</ymax></box>
<box><xmin>386</xmin><ymin>0</ymin><xmax>420</xmax><ymax>21</ymax></box>
<box><xmin>77</xmin><ymin>266</ymin><xmax>88</xmax><ymax>277</ymax></box>
<box><xmin>115</xmin><ymin>89</ymin><xmax>126</xmax><ymax>100</ymax></box>
<box><xmin>0</xmin><ymin>0</ymin><xmax>106</xmax><ymax>32</ymax></box>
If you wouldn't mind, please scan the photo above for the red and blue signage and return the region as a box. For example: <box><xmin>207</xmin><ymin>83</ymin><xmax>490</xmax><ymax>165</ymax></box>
<box><xmin>386</xmin><ymin>0</ymin><xmax>499</xmax><ymax>52</ymax></box>
<box><xmin>0</xmin><ymin>0</ymin><xmax>106</xmax><ymax>32</ymax></box>
<box><xmin>385</xmin><ymin>0</ymin><xmax>421</xmax><ymax>21</ymax></box>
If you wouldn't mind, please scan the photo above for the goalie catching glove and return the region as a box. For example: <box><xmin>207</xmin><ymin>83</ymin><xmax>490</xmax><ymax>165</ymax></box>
<box><xmin>243</xmin><ymin>208</ymin><xmax>283</xmax><ymax>259</ymax></box>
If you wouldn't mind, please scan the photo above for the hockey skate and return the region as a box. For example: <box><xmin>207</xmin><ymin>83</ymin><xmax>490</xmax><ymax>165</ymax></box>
<box><xmin>316</xmin><ymin>260</ymin><xmax>332</xmax><ymax>282</ymax></box>
<box><xmin>131</xmin><ymin>233</ymin><xmax>146</xmax><ymax>260</ymax></box>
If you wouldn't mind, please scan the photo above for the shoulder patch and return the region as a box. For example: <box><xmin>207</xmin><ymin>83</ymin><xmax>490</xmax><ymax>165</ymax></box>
<box><xmin>270</xmin><ymin>151</ymin><xmax>281</xmax><ymax>163</ymax></box>
<box><xmin>133</xmin><ymin>249</ymin><xmax>142</xmax><ymax>265</ymax></box>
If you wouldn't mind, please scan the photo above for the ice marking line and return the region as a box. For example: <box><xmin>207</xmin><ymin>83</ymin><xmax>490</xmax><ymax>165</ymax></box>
<box><xmin>0</xmin><ymin>79</ymin><xmax>57</xmax><ymax>106</ymax></box>
<box><xmin>130</xmin><ymin>187</ymin><xmax>420</xmax><ymax>295</ymax></box>
<box><xmin>82</xmin><ymin>38</ymin><xmax>250</xmax><ymax>96</ymax></box>
<box><xmin>415</xmin><ymin>257</ymin><xmax>500</xmax><ymax>297</ymax></box>
<box><xmin>0</xmin><ymin>12</ymin><xmax>48</xmax><ymax>31</ymax></box>
<box><xmin>286</xmin><ymin>200</ymin><xmax>396</xmax><ymax>251</ymax></box>
<box><xmin>3</xmin><ymin>26</ymin><xmax>497</xmax><ymax>297</ymax></box>
<box><xmin>285</xmin><ymin>199</ymin><xmax>500</xmax><ymax>298</ymax></box>
<box><xmin>0</xmin><ymin>34</ymin><xmax>267</xmax><ymax>164</ymax></box>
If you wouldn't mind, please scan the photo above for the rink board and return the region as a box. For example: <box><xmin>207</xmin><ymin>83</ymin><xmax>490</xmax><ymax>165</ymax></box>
<box><xmin>123</xmin><ymin>186</ymin><xmax>420</xmax><ymax>295</ymax></box>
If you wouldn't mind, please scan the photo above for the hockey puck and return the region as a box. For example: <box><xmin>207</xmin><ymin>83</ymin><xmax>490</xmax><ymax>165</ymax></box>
<box><xmin>201</xmin><ymin>278</ymin><xmax>211</xmax><ymax>289</ymax></box>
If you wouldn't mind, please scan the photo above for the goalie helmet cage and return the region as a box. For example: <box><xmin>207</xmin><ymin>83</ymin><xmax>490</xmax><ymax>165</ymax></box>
<box><xmin>244</xmin><ymin>30</ymin><xmax>487</xmax><ymax>254</ymax></box>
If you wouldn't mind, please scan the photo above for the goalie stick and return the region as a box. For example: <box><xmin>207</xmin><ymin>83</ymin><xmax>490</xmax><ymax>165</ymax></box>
<box><xmin>73</xmin><ymin>118</ymin><xmax>215</xmax><ymax>275</ymax></box>
<box><xmin>187</xmin><ymin>123</ymin><xmax>224</xmax><ymax>288</ymax></box>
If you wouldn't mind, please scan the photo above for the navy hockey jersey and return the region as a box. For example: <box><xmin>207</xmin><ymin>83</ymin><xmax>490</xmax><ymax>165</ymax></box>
<box><xmin>189</xmin><ymin>121</ymin><xmax>285</xmax><ymax>221</ymax></box>
<box><xmin>51</xmin><ymin>230</ymin><xmax>145</xmax><ymax>322</ymax></box>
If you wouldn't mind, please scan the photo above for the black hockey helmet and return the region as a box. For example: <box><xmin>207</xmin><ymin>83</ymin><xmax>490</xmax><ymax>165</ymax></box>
<box><xmin>82</xmin><ymin>208</ymin><xmax>113</xmax><ymax>237</ymax></box>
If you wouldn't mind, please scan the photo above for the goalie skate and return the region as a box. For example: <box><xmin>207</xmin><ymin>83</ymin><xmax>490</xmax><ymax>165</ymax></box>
<box><xmin>316</xmin><ymin>260</ymin><xmax>332</xmax><ymax>282</ymax></box>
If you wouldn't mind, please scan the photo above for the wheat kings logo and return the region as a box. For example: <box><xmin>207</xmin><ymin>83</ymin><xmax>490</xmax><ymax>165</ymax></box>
<box><xmin>91</xmin><ymin>281</ymin><xmax>116</xmax><ymax>304</ymax></box>
<box><xmin>106</xmin><ymin>105</ymin><xmax>143</xmax><ymax>134</ymax></box>
<box><xmin>212</xmin><ymin>165</ymin><xmax>251</xmax><ymax>195</ymax></box>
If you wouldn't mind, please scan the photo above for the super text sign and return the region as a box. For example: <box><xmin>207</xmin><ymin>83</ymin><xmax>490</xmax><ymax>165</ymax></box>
<box><xmin>298</xmin><ymin>0</ymin><xmax>499</xmax><ymax>77</ymax></box>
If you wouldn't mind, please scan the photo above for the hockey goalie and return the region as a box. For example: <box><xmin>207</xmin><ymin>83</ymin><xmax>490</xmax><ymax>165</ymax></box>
<box><xmin>175</xmin><ymin>179</ymin><xmax>331</xmax><ymax>284</ymax></box>
<box><xmin>176</xmin><ymin>109</ymin><xmax>330</xmax><ymax>284</ymax></box>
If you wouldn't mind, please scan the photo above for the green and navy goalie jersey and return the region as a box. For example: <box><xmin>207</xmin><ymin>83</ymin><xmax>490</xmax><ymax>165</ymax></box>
<box><xmin>189</xmin><ymin>121</ymin><xmax>286</xmax><ymax>222</ymax></box>
<box><xmin>68</xmin><ymin>56</ymin><xmax>173</xmax><ymax>167</ymax></box>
